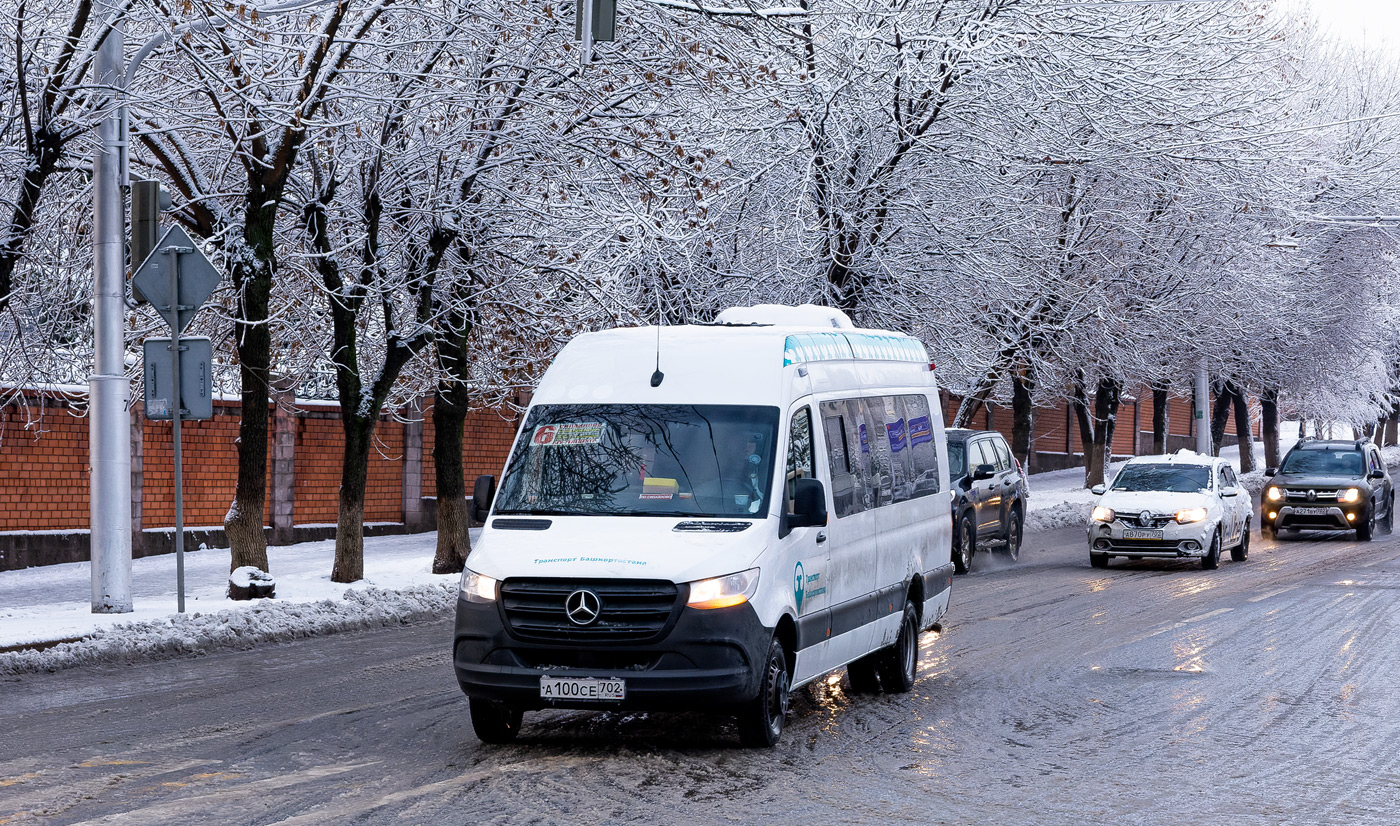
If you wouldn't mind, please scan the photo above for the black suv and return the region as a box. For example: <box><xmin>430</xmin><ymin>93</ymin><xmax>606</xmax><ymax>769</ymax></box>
<box><xmin>948</xmin><ymin>429</ymin><xmax>1030</xmax><ymax>573</ymax></box>
<box><xmin>1262</xmin><ymin>439</ymin><xmax>1394</xmax><ymax>540</ymax></box>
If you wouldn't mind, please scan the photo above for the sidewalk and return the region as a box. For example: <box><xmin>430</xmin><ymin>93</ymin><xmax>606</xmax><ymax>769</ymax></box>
<box><xmin>0</xmin><ymin>531</ymin><xmax>475</xmax><ymax>673</ymax></box>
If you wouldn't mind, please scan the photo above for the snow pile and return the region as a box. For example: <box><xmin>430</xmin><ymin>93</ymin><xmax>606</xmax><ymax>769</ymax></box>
<box><xmin>1026</xmin><ymin>501</ymin><xmax>1092</xmax><ymax>533</ymax></box>
<box><xmin>0</xmin><ymin>582</ymin><xmax>456</xmax><ymax>676</ymax></box>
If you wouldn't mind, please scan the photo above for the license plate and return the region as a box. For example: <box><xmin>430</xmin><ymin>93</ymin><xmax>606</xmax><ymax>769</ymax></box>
<box><xmin>540</xmin><ymin>676</ymin><xmax>626</xmax><ymax>702</ymax></box>
<box><xmin>1123</xmin><ymin>529</ymin><xmax>1164</xmax><ymax>540</ymax></box>
<box><xmin>1293</xmin><ymin>507</ymin><xmax>1329</xmax><ymax>516</ymax></box>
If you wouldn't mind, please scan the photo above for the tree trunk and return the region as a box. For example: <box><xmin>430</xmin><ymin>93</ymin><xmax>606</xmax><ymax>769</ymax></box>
<box><xmin>1010</xmin><ymin>369</ymin><xmax>1035</xmax><ymax>469</ymax></box>
<box><xmin>331</xmin><ymin>418</ymin><xmax>376</xmax><ymax>583</ymax></box>
<box><xmin>1260</xmin><ymin>388</ymin><xmax>1280</xmax><ymax>470</ymax></box>
<box><xmin>224</xmin><ymin>259</ymin><xmax>274</xmax><ymax>574</ymax></box>
<box><xmin>432</xmin><ymin>386</ymin><xmax>472</xmax><ymax>575</ymax></box>
<box><xmin>1087</xmin><ymin>377</ymin><xmax>1120</xmax><ymax>488</ymax></box>
<box><xmin>953</xmin><ymin>391</ymin><xmax>987</xmax><ymax>429</ymax></box>
<box><xmin>1151</xmin><ymin>384</ymin><xmax>1169</xmax><ymax>455</ymax></box>
<box><xmin>1209</xmin><ymin>383</ymin><xmax>1232</xmax><ymax>456</ymax></box>
<box><xmin>1071</xmin><ymin>381</ymin><xmax>1096</xmax><ymax>487</ymax></box>
<box><xmin>1231</xmin><ymin>385</ymin><xmax>1254</xmax><ymax>473</ymax></box>
<box><xmin>432</xmin><ymin>294</ymin><xmax>477</xmax><ymax>575</ymax></box>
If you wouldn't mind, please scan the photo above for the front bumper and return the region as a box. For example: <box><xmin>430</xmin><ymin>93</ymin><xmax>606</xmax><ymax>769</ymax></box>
<box><xmin>1262</xmin><ymin>503</ymin><xmax>1364</xmax><ymax>531</ymax></box>
<box><xmin>452</xmin><ymin>594</ymin><xmax>772</xmax><ymax>711</ymax></box>
<box><xmin>1086</xmin><ymin>520</ymin><xmax>1213</xmax><ymax>558</ymax></box>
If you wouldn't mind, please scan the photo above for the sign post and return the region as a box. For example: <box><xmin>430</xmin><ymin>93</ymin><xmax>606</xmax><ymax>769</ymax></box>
<box><xmin>134</xmin><ymin>225</ymin><xmax>220</xmax><ymax>612</ymax></box>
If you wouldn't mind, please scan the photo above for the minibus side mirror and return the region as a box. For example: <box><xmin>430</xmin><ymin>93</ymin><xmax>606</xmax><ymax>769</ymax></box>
<box><xmin>472</xmin><ymin>475</ymin><xmax>496</xmax><ymax>523</ymax></box>
<box><xmin>782</xmin><ymin>478</ymin><xmax>828</xmax><ymax>536</ymax></box>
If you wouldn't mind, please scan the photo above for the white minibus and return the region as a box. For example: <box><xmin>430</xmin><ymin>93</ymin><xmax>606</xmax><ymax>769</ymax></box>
<box><xmin>453</xmin><ymin>304</ymin><xmax>953</xmax><ymax>746</ymax></box>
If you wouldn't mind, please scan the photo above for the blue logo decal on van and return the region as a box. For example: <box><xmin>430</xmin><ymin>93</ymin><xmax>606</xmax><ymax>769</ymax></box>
<box><xmin>794</xmin><ymin>562</ymin><xmax>805</xmax><ymax>612</ymax></box>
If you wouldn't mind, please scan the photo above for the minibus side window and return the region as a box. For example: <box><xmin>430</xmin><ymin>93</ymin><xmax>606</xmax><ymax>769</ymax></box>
<box><xmin>901</xmin><ymin>393</ymin><xmax>940</xmax><ymax>498</ymax></box>
<box><xmin>820</xmin><ymin>400</ymin><xmax>863</xmax><ymax>518</ymax></box>
<box><xmin>860</xmin><ymin>397</ymin><xmax>894</xmax><ymax>510</ymax></box>
<box><xmin>885</xmin><ymin>395</ymin><xmax>913</xmax><ymax>503</ymax></box>
<box><xmin>785</xmin><ymin>407</ymin><xmax>815</xmax><ymax>514</ymax></box>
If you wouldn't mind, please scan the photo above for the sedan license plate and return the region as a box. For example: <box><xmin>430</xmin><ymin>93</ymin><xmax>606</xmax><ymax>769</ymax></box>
<box><xmin>540</xmin><ymin>676</ymin><xmax>625</xmax><ymax>702</ymax></box>
<box><xmin>1293</xmin><ymin>507</ymin><xmax>1329</xmax><ymax>516</ymax></box>
<box><xmin>1123</xmin><ymin>529</ymin><xmax>1164</xmax><ymax>540</ymax></box>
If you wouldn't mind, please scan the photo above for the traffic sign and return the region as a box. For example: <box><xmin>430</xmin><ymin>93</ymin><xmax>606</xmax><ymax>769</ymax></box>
<box><xmin>144</xmin><ymin>337</ymin><xmax>213</xmax><ymax>420</ymax></box>
<box><xmin>131</xmin><ymin>225</ymin><xmax>222</xmax><ymax>333</ymax></box>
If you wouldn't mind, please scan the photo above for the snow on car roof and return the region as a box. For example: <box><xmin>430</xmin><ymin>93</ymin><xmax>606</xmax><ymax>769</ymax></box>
<box><xmin>1122</xmin><ymin>449</ymin><xmax>1216</xmax><ymax>468</ymax></box>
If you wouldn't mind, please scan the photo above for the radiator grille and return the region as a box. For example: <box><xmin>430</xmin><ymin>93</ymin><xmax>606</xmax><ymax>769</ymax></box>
<box><xmin>499</xmin><ymin>579</ymin><xmax>681</xmax><ymax>643</ymax></box>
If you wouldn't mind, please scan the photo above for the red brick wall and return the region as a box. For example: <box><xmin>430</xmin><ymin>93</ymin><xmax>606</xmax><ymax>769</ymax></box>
<box><xmin>420</xmin><ymin>405</ymin><xmax>520</xmax><ymax>501</ymax></box>
<box><xmin>365</xmin><ymin>419</ymin><xmax>403</xmax><ymax>523</ymax></box>
<box><xmin>1169</xmin><ymin>397</ymin><xmax>1195</xmax><ymax>437</ymax></box>
<box><xmin>0</xmin><ymin>396</ymin><xmax>89</xmax><ymax>530</ymax></box>
<box><xmin>0</xmin><ymin>390</ymin><xmax>519</xmax><ymax>533</ymax></box>
<box><xmin>142</xmin><ymin>400</ymin><xmax>267</xmax><ymax>527</ymax></box>
<box><xmin>1034</xmin><ymin>404</ymin><xmax>1072</xmax><ymax>454</ymax></box>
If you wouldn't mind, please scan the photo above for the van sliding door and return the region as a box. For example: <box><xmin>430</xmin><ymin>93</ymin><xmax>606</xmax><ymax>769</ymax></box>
<box><xmin>816</xmin><ymin>398</ymin><xmax>882</xmax><ymax>668</ymax></box>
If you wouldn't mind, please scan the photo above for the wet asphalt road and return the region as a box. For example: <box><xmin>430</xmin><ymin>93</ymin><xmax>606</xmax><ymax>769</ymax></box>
<box><xmin>4</xmin><ymin>524</ymin><xmax>1400</xmax><ymax>825</ymax></box>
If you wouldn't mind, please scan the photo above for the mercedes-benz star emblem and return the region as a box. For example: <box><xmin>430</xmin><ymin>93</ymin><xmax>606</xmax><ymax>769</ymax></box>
<box><xmin>565</xmin><ymin>589</ymin><xmax>602</xmax><ymax>626</ymax></box>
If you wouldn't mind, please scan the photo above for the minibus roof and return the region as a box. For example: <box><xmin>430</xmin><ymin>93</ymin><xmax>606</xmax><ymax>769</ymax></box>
<box><xmin>532</xmin><ymin>323</ymin><xmax>930</xmax><ymax>407</ymax></box>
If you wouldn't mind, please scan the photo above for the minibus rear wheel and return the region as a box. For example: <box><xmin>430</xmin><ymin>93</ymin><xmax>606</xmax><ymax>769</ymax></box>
<box><xmin>738</xmin><ymin>638</ymin><xmax>791</xmax><ymax>748</ymax></box>
<box><xmin>877</xmin><ymin>602</ymin><xmax>918</xmax><ymax>693</ymax></box>
<box><xmin>469</xmin><ymin>698</ymin><xmax>523</xmax><ymax>744</ymax></box>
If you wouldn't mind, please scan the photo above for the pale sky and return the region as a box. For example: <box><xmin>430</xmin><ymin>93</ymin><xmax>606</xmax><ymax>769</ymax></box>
<box><xmin>1303</xmin><ymin>0</ymin><xmax>1400</xmax><ymax>47</ymax></box>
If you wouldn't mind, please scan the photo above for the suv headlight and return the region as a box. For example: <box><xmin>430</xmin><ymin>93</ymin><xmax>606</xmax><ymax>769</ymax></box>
<box><xmin>460</xmin><ymin>568</ymin><xmax>498</xmax><ymax>603</ymax></box>
<box><xmin>1341</xmin><ymin>487</ymin><xmax>1362</xmax><ymax>503</ymax></box>
<box><xmin>1091</xmin><ymin>506</ymin><xmax>1115</xmax><ymax>523</ymax></box>
<box><xmin>687</xmin><ymin>568</ymin><xmax>760</xmax><ymax>610</ymax></box>
<box><xmin>1266</xmin><ymin>487</ymin><xmax>1283</xmax><ymax>502</ymax></box>
<box><xmin>1176</xmin><ymin>507</ymin><xmax>1208</xmax><ymax>524</ymax></box>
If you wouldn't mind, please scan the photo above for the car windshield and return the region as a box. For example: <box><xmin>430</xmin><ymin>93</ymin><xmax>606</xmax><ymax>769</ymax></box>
<box><xmin>1279</xmin><ymin>449</ymin><xmax>1364</xmax><ymax>477</ymax></box>
<box><xmin>1110</xmin><ymin>464</ymin><xmax>1211</xmax><ymax>493</ymax></box>
<box><xmin>947</xmin><ymin>442</ymin><xmax>967</xmax><ymax>479</ymax></box>
<box><xmin>494</xmin><ymin>404</ymin><xmax>781</xmax><ymax>518</ymax></box>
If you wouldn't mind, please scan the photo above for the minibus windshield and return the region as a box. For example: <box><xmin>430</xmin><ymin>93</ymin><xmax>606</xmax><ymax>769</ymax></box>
<box><xmin>494</xmin><ymin>404</ymin><xmax>782</xmax><ymax>518</ymax></box>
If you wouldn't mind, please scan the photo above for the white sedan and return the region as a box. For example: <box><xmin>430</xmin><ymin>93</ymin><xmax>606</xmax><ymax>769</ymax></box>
<box><xmin>1086</xmin><ymin>451</ymin><xmax>1253</xmax><ymax>570</ymax></box>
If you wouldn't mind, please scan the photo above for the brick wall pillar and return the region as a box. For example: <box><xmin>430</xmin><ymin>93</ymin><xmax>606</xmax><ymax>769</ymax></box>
<box><xmin>402</xmin><ymin>396</ymin><xmax>427</xmax><ymax>531</ymax></box>
<box><xmin>130</xmin><ymin>401</ymin><xmax>145</xmax><ymax>554</ymax></box>
<box><xmin>271</xmin><ymin>392</ymin><xmax>296</xmax><ymax>545</ymax></box>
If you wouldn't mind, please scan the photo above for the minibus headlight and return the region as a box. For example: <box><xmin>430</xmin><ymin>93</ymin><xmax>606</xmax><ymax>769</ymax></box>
<box><xmin>687</xmin><ymin>568</ymin><xmax>760</xmax><ymax>610</ymax></box>
<box><xmin>1091</xmin><ymin>506</ymin><xmax>1115</xmax><ymax>523</ymax></box>
<box><xmin>460</xmin><ymin>568</ymin><xmax>498</xmax><ymax>604</ymax></box>
<box><xmin>1341</xmin><ymin>487</ymin><xmax>1362</xmax><ymax>504</ymax></box>
<box><xmin>1175</xmin><ymin>507</ymin><xmax>1208</xmax><ymax>525</ymax></box>
<box><xmin>1266</xmin><ymin>487</ymin><xmax>1283</xmax><ymax>502</ymax></box>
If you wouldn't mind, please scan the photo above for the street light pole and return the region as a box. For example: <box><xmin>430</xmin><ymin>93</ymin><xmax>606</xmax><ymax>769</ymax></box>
<box><xmin>1195</xmin><ymin>361</ymin><xmax>1211</xmax><ymax>455</ymax></box>
<box><xmin>90</xmin><ymin>1</ymin><xmax>132</xmax><ymax>613</ymax></box>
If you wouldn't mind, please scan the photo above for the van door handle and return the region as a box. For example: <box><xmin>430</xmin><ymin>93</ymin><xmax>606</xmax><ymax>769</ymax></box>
<box><xmin>816</xmin><ymin>531</ymin><xmax>827</xmax><ymax>544</ymax></box>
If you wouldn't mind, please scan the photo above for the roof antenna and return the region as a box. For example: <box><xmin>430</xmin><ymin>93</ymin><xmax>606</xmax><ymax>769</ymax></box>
<box><xmin>650</xmin><ymin>287</ymin><xmax>664</xmax><ymax>387</ymax></box>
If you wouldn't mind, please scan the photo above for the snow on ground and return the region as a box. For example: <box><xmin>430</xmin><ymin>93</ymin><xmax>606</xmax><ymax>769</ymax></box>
<box><xmin>0</xmin><ymin>531</ymin><xmax>474</xmax><ymax>675</ymax></box>
<box><xmin>4</xmin><ymin>421</ymin><xmax>1390</xmax><ymax>676</ymax></box>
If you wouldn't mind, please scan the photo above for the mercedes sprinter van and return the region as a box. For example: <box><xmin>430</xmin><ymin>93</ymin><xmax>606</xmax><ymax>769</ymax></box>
<box><xmin>453</xmin><ymin>304</ymin><xmax>953</xmax><ymax>746</ymax></box>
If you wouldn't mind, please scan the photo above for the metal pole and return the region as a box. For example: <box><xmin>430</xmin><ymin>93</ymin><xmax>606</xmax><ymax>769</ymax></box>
<box><xmin>1195</xmin><ymin>361</ymin><xmax>1210</xmax><ymax>455</ymax></box>
<box><xmin>167</xmin><ymin>247</ymin><xmax>186</xmax><ymax>613</ymax></box>
<box><xmin>91</xmin><ymin>2</ymin><xmax>132</xmax><ymax>613</ymax></box>
<box><xmin>581</xmin><ymin>0</ymin><xmax>594</xmax><ymax>69</ymax></box>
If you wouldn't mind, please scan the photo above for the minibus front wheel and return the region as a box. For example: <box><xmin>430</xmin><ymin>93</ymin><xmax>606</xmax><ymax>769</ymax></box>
<box><xmin>470</xmin><ymin>698</ymin><xmax>523</xmax><ymax>744</ymax></box>
<box><xmin>737</xmin><ymin>637</ymin><xmax>791</xmax><ymax>748</ymax></box>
